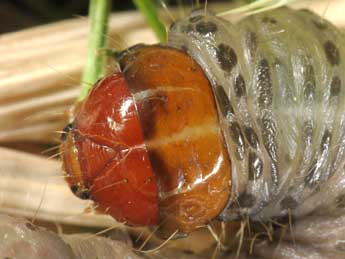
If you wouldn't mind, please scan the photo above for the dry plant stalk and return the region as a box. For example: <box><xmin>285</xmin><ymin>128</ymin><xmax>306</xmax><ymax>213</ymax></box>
<box><xmin>0</xmin><ymin>0</ymin><xmax>345</xmax><ymax>228</ymax></box>
<box><xmin>0</xmin><ymin>146</ymin><xmax>117</xmax><ymax>227</ymax></box>
<box><xmin>0</xmin><ymin>11</ymin><xmax>158</xmax><ymax>143</ymax></box>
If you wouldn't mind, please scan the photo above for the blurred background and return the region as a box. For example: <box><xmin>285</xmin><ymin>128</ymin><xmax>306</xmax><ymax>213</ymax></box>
<box><xmin>0</xmin><ymin>0</ymin><xmax>234</xmax><ymax>33</ymax></box>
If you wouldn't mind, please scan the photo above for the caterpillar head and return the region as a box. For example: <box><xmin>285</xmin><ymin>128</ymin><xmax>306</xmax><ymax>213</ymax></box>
<box><xmin>61</xmin><ymin>44</ymin><xmax>231</xmax><ymax>238</ymax></box>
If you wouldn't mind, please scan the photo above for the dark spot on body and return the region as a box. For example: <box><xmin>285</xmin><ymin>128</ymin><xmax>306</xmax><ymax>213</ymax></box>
<box><xmin>61</xmin><ymin>123</ymin><xmax>73</xmax><ymax>141</ymax></box>
<box><xmin>196</xmin><ymin>21</ymin><xmax>217</xmax><ymax>34</ymax></box>
<box><xmin>244</xmin><ymin>127</ymin><xmax>259</xmax><ymax>149</ymax></box>
<box><xmin>25</xmin><ymin>222</ymin><xmax>38</xmax><ymax>231</ymax></box>
<box><xmin>330</xmin><ymin>76</ymin><xmax>341</xmax><ymax>97</ymax></box>
<box><xmin>335</xmin><ymin>194</ymin><xmax>345</xmax><ymax>208</ymax></box>
<box><xmin>216</xmin><ymin>43</ymin><xmax>238</xmax><ymax>72</ymax></box>
<box><xmin>256</xmin><ymin>59</ymin><xmax>272</xmax><ymax>108</ymax></box>
<box><xmin>248</xmin><ymin>151</ymin><xmax>263</xmax><ymax>180</ymax></box>
<box><xmin>262</xmin><ymin>16</ymin><xmax>277</xmax><ymax>24</ymax></box>
<box><xmin>237</xmin><ymin>193</ymin><xmax>256</xmax><ymax>208</ymax></box>
<box><xmin>215</xmin><ymin>85</ymin><xmax>234</xmax><ymax>116</ymax></box>
<box><xmin>234</xmin><ymin>74</ymin><xmax>246</xmax><ymax>98</ymax></box>
<box><xmin>189</xmin><ymin>15</ymin><xmax>203</xmax><ymax>23</ymax></box>
<box><xmin>320</xmin><ymin>129</ymin><xmax>332</xmax><ymax>152</ymax></box>
<box><xmin>280</xmin><ymin>196</ymin><xmax>298</xmax><ymax>209</ymax></box>
<box><xmin>229</xmin><ymin>122</ymin><xmax>244</xmax><ymax>146</ymax></box>
<box><xmin>324</xmin><ymin>40</ymin><xmax>340</xmax><ymax>66</ymax></box>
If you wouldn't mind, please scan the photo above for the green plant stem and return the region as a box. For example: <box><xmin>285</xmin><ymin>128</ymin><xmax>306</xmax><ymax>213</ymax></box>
<box><xmin>132</xmin><ymin>0</ymin><xmax>167</xmax><ymax>42</ymax></box>
<box><xmin>79</xmin><ymin>0</ymin><xmax>111</xmax><ymax>101</ymax></box>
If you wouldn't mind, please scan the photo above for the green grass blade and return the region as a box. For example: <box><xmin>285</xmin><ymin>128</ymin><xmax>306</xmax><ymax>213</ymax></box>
<box><xmin>132</xmin><ymin>0</ymin><xmax>167</xmax><ymax>42</ymax></box>
<box><xmin>79</xmin><ymin>0</ymin><xmax>111</xmax><ymax>101</ymax></box>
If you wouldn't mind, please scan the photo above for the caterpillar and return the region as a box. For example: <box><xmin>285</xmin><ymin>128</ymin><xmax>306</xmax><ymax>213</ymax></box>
<box><xmin>61</xmin><ymin>6</ymin><xmax>345</xmax><ymax>239</ymax></box>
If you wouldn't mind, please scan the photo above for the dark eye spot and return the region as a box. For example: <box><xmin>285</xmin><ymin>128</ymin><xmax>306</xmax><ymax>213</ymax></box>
<box><xmin>215</xmin><ymin>85</ymin><xmax>234</xmax><ymax>116</ymax></box>
<box><xmin>330</xmin><ymin>76</ymin><xmax>341</xmax><ymax>97</ymax></box>
<box><xmin>61</xmin><ymin>123</ymin><xmax>73</xmax><ymax>141</ymax></box>
<box><xmin>280</xmin><ymin>196</ymin><xmax>298</xmax><ymax>209</ymax></box>
<box><xmin>256</xmin><ymin>59</ymin><xmax>273</xmax><ymax>108</ymax></box>
<box><xmin>70</xmin><ymin>185</ymin><xmax>90</xmax><ymax>200</ymax></box>
<box><xmin>189</xmin><ymin>15</ymin><xmax>203</xmax><ymax>23</ymax></box>
<box><xmin>196</xmin><ymin>21</ymin><xmax>218</xmax><ymax>34</ymax></box>
<box><xmin>248</xmin><ymin>151</ymin><xmax>263</xmax><ymax>180</ymax></box>
<box><xmin>70</xmin><ymin>185</ymin><xmax>79</xmax><ymax>194</ymax></box>
<box><xmin>234</xmin><ymin>74</ymin><xmax>246</xmax><ymax>98</ymax></box>
<box><xmin>216</xmin><ymin>43</ymin><xmax>238</xmax><ymax>72</ymax></box>
<box><xmin>324</xmin><ymin>40</ymin><xmax>340</xmax><ymax>66</ymax></box>
<box><xmin>237</xmin><ymin>193</ymin><xmax>256</xmax><ymax>208</ymax></box>
<box><xmin>262</xmin><ymin>16</ymin><xmax>277</xmax><ymax>24</ymax></box>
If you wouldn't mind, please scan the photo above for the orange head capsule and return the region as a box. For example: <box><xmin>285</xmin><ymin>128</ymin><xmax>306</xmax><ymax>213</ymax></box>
<box><xmin>61</xmin><ymin>44</ymin><xmax>231</xmax><ymax>237</ymax></box>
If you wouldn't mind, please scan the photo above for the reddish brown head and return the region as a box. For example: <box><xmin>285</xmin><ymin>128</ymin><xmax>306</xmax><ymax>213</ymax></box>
<box><xmin>61</xmin><ymin>45</ymin><xmax>231</xmax><ymax>237</ymax></box>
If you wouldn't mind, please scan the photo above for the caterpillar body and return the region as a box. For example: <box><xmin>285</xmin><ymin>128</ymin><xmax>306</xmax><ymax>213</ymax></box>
<box><xmin>169</xmin><ymin>7</ymin><xmax>345</xmax><ymax>221</ymax></box>
<box><xmin>61</xmin><ymin>7</ymin><xmax>345</xmax><ymax>238</ymax></box>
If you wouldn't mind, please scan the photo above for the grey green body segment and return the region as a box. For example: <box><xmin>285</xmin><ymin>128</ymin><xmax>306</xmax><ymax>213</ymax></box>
<box><xmin>169</xmin><ymin>7</ymin><xmax>345</xmax><ymax>221</ymax></box>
